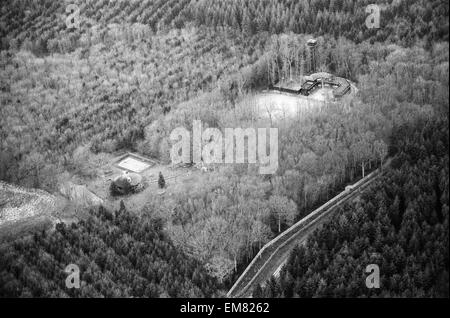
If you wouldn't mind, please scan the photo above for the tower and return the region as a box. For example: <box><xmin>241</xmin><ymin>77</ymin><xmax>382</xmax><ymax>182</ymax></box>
<box><xmin>307</xmin><ymin>38</ymin><xmax>317</xmax><ymax>74</ymax></box>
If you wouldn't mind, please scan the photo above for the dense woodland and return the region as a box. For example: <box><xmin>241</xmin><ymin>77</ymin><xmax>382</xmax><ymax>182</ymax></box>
<box><xmin>1</xmin><ymin>0</ymin><xmax>448</xmax><ymax>52</ymax></box>
<box><xmin>183</xmin><ymin>0</ymin><xmax>449</xmax><ymax>46</ymax></box>
<box><xmin>255</xmin><ymin>116</ymin><xmax>449</xmax><ymax>297</ymax></box>
<box><xmin>0</xmin><ymin>202</ymin><xmax>219</xmax><ymax>297</ymax></box>
<box><xmin>0</xmin><ymin>0</ymin><xmax>448</xmax><ymax>297</ymax></box>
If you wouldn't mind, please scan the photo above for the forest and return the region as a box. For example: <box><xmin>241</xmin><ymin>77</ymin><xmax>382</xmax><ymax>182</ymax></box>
<box><xmin>182</xmin><ymin>0</ymin><xmax>449</xmax><ymax>46</ymax></box>
<box><xmin>1</xmin><ymin>0</ymin><xmax>448</xmax><ymax>53</ymax></box>
<box><xmin>0</xmin><ymin>0</ymin><xmax>448</xmax><ymax>297</ymax></box>
<box><xmin>0</xmin><ymin>202</ymin><xmax>220</xmax><ymax>297</ymax></box>
<box><xmin>255</xmin><ymin>116</ymin><xmax>449</xmax><ymax>297</ymax></box>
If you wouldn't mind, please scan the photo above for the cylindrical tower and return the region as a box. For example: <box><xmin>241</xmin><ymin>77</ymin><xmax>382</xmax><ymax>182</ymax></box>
<box><xmin>306</xmin><ymin>38</ymin><xmax>317</xmax><ymax>74</ymax></box>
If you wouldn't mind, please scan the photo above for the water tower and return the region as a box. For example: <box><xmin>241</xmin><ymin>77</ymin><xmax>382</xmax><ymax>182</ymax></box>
<box><xmin>307</xmin><ymin>38</ymin><xmax>317</xmax><ymax>73</ymax></box>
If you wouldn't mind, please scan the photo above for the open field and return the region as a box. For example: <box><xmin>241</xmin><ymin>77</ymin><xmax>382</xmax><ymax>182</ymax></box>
<box><xmin>0</xmin><ymin>181</ymin><xmax>68</xmax><ymax>242</ymax></box>
<box><xmin>243</xmin><ymin>90</ymin><xmax>326</xmax><ymax>121</ymax></box>
<box><xmin>242</xmin><ymin>83</ymin><xmax>358</xmax><ymax>121</ymax></box>
<box><xmin>0</xmin><ymin>181</ymin><xmax>60</xmax><ymax>226</ymax></box>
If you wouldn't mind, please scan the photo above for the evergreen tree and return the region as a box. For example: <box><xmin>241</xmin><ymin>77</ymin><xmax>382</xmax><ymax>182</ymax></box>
<box><xmin>158</xmin><ymin>171</ymin><xmax>166</xmax><ymax>189</ymax></box>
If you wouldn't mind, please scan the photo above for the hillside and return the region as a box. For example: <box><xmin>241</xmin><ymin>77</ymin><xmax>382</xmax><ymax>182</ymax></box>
<box><xmin>0</xmin><ymin>181</ymin><xmax>55</xmax><ymax>223</ymax></box>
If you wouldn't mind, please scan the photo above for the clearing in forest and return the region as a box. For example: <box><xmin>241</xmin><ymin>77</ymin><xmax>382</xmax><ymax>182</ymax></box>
<box><xmin>243</xmin><ymin>89</ymin><xmax>328</xmax><ymax>121</ymax></box>
<box><xmin>243</xmin><ymin>84</ymin><xmax>355</xmax><ymax>121</ymax></box>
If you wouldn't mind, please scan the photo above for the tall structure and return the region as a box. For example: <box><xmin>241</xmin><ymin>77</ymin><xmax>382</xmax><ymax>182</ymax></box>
<box><xmin>306</xmin><ymin>38</ymin><xmax>317</xmax><ymax>73</ymax></box>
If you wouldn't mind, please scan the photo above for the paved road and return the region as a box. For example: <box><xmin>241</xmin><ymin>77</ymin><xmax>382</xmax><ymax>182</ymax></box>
<box><xmin>227</xmin><ymin>169</ymin><xmax>382</xmax><ymax>298</ymax></box>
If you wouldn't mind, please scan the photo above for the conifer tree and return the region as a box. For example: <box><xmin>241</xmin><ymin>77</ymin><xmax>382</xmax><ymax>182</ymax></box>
<box><xmin>158</xmin><ymin>171</ymin><xmax>166</xmax><ymax>189</ymax></box>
